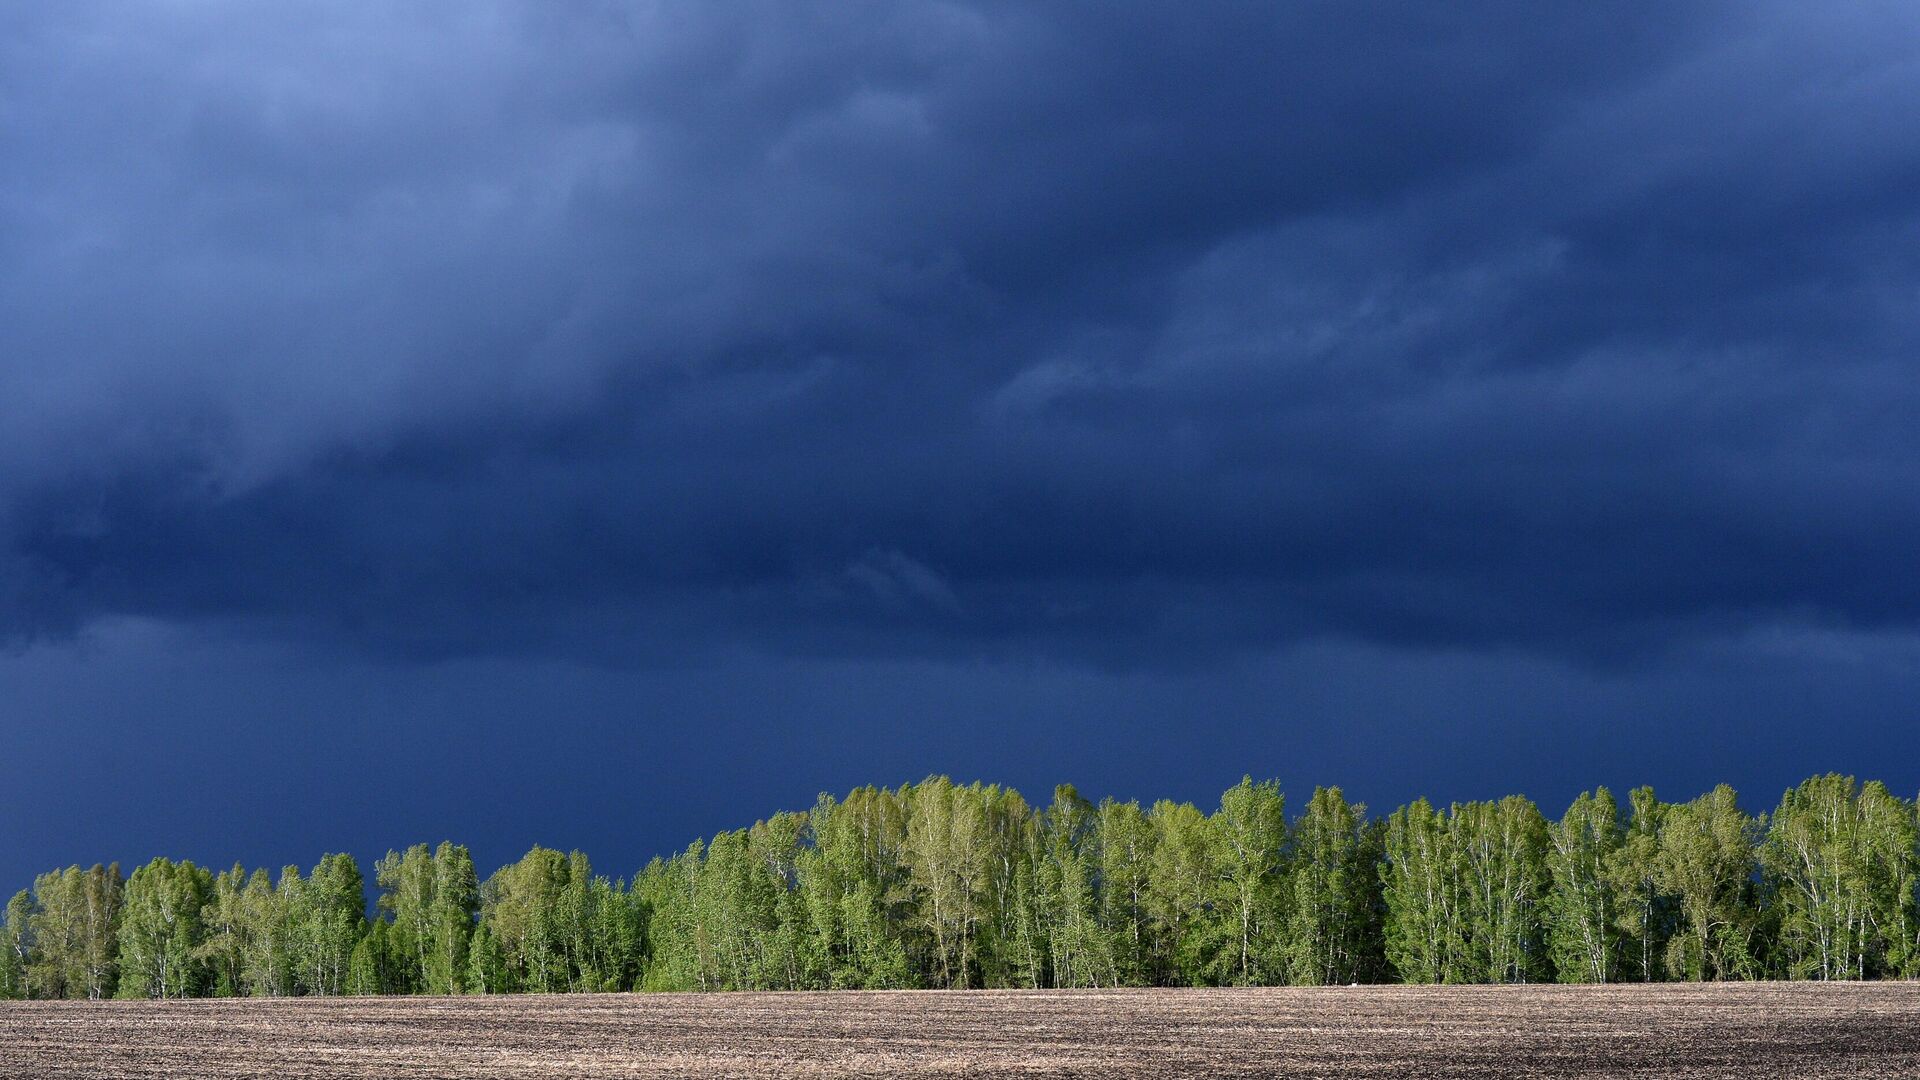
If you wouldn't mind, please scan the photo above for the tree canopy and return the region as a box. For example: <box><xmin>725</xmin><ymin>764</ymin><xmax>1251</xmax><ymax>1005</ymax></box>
<box><xmin>6</xmin><ymin>773</ymin><xmax>1919</xmax><ymax>998</ymax></box>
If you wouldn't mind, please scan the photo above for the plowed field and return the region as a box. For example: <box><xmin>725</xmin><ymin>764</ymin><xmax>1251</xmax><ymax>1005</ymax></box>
<box><xmin>3</xmin><ymin>983</ymin><xmax>1918</xmax><ymax>1077</ymax></box>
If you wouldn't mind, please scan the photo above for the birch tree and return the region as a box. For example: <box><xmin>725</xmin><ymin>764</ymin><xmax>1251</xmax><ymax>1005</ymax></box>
<box><xmin>1762</xmin><ymin>776</ymin><xmax>1916</xmax><ymax>980</ymax></box>
<box><xmin>1654</xmin><ymin>785</ymin><xmax>1762</xmax><ymax>980</ymax></box>
<box><xmin>1545</xmin><ymin>789</ymin><xmax>1624</xmax><ymax>983</ymax></box>
<box><xmin>1098</xmin><ymin>799</ymin><xmax>1157</xmax><ymax>986</ymax></box>
<box><xmin>0</xmin><ymin>891</ymin><xmax>31</xmax><ymax>999</ymax></box>
<box><xmin>1212</xmin><ymin>777</ymin><xmax>1288</xmax><ymax>985</ymax></box>
<box><xmin>1605</xmin><ymin>786</ymin><xmax>1673</xmax><ymax>982</ymax></box>
<box><xmin>116</xmin><ymin>858</ymin><xmax>209</xmax><ymax>999</ymax></box>
<box><xmin>1287</xmin><ymin>786</ymin><xmax>1382</xmax><ymax>985</ymax></box>
<box><xmin>1454</xmin><ymin>797</ymin><xmax>1550</xmax><ymax>983</ymax></box>
<box><xmin>1382</xmin><ymin>798</ymin><xmax>1462</xmax><ymax>983</ymax></box>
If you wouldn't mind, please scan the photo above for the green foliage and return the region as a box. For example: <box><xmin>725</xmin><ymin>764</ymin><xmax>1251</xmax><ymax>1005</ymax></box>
<box><xmin>1382</xmin><ymin>796</ymin><xmax>1550</xmax><ymax>983</ymax></box>
<box><xmin>1761</xmin><ymin>775</ymin><xmax>1918</xmax><ymax>980</ymax></box>
<box><xmin>477</xmin><ymin>846</ymin><xmax>642</xmax><ymax>993</ymax></box>
<box><xmin>348</xmin><ymin>919</ymin><xmax>401</xmax><ymax>996</ymax></box>
<box><xmin>289</xmin><ymin>854</ymin><xmax>366</xmax><ymax>996</ymax></box>
<box><xmin>238</xmin><ymin>868</ymin><xmax>292</xmax><ymax>996</ymax></box>
<box><xmin>464</xmin><ymin>921</ymin><xmax>508</xmax><ymax>994</ymax></box>
<box><xmin>24</xmin><ymin>864</ymin><xmax>123</xmax><ymax>999</ymax></box>
<box><xmin>5</xmin><ymin>887</ymin><xmax>40</xmax><ymax>999</ymax></box>
<box><xmin>1098</xmin><ymin>799</ymin><xmax>1156</xmax><ymax>986</ymax></box>
<box><xmin>1544</xmin><ymin>789</ymin><xmax>1624</xmax><ymax>983</ymax></box>
<box><xmin>480</xmin><ymin>846</ymin><xmax>569</xmax><ymax>992</ymax></box>
<box><xmin>117</xmin><ymin>858</ymin><xmax>211</xmax><ymax>999</ymax></box>
<box><xmin>632</xmin><ymin>844</ymin><xmax>704</xmax><ymax>991</ymax></box>
<box><xmin>1382</xmin><ymin>798</ymin><xmax>1462</xmax><ymax>983</ymax></box>
<box><xmin>0</xmin><ymin>925</ymin><xmax>20</xmax><ymax>1000</ymax></box>
<box><xmin>796</xmin><ymin>790</ymin><xmax>913</xmax><ymax>989</ymax></box>
<box><xmin>196</xmin><ymin>866</ymin><xmax>246</xmax><ymax>996</ymax></box>
<box><xmin>371</xmin><ymin>842</ymin><xmax>478</xmax><ymax>994</ymax></box>
<box><xmin>1455</xmin><ymin>796</ymin><xmax>1551</xmax><ymax>983</ymax></box>
<box><xmin>1287</xmin><ymin>787</ymin><xmax>1382</xmax><ymax>985</ymax></box>
<box><xmin>902</xmin><ymin>778</ymin><xmax>999</xmax><ymax>988</ymax></box>
<box><xmin>0</xmin><ymin>891</ymin><xmax>30</xmax><ymax>1000</ymax></box>
<box><xmin>1606</xmin><ymin>786</ymin><xmax>1675</xmax><ymax>982</ymax></box>
<box><xmin>1144</xmin><ymin>799</ymin><xmax>1220</xmax><ymax>985</ymax></box>
<box><xmin>1038</xmin><ymin>784</ymin><xmax>1110</xmax><ymax>988</ymax></box>
<box><xmin>16</xmin><ymin>773</ymin><xmax>1920</xmax><ymax>995</ymax></box>
<box><xmin>1654</xmin><ymin>785</ymin><xmax>1763</xmax><ymax>981</ymax></box>
<box><xmin>1212</xmin><ymin>777</ymin><xmax>1289</xmax><ymax>985</ymax></box>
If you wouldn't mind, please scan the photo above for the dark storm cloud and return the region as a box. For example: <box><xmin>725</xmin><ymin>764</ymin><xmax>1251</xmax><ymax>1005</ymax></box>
<box><xmin>4</xmin><ymin>0</ymin><xmax>1917</xmax><ymax>665</ymax></box>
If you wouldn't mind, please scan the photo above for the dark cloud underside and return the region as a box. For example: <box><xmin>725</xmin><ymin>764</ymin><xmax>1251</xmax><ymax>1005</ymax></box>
<box><xmin>2</xmin><ymin>0</ymin><xmax>1918</xmax><ymax>669</ymax></box>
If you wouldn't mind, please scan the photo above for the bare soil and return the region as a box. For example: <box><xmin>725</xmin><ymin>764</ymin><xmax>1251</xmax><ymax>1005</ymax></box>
<box><xmin>3</xmin><ymin>983</ymin><xmax>1918</xmax><ymax>1078</ymax></box>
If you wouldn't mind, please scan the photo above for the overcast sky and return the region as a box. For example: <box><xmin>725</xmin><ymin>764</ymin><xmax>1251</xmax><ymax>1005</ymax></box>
<box><xmin>6</xmin><ymin>2</ymin><xmax>1920</xmax><ymax>890</ymax></box>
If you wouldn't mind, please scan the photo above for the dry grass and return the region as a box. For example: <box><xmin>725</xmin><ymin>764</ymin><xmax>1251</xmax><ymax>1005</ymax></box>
<box><xmin>3</xmin><ymin>983</ymin><xmax>1918</xmax><ymax>1077</ymax></box>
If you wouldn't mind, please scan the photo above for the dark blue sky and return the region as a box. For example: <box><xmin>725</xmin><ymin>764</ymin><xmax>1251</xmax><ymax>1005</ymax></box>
<box><xmin>5</xmin><ymin>2</ymin><xmax>1920</xmax><ymax>891</ymax></box>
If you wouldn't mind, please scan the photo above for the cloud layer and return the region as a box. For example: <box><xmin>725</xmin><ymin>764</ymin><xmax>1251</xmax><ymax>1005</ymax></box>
<box><xmin>5</xmin><ymin>1</ymin><xmax>1919</xmax><ymax>667</ymax></box>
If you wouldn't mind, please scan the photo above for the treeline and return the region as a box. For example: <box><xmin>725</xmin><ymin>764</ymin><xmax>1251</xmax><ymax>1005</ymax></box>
<box><xmin>3</xmin><ymin>773</ymin><xmax>1916</xmax><ymax>998</ymax></box>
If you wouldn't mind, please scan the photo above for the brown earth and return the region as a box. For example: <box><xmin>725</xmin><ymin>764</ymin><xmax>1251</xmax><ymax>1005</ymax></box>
<box><xmin>2</xmin><ymin>983</ymin><xmax>1918</xmax><ymax>1078</ymax></box>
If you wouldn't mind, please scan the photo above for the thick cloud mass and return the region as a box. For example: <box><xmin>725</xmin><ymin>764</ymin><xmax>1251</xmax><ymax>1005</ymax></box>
<box><xmin>4</xmin><ymin>1</ymin><xmax>1919</xmax><ymax>668</ymax></box>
